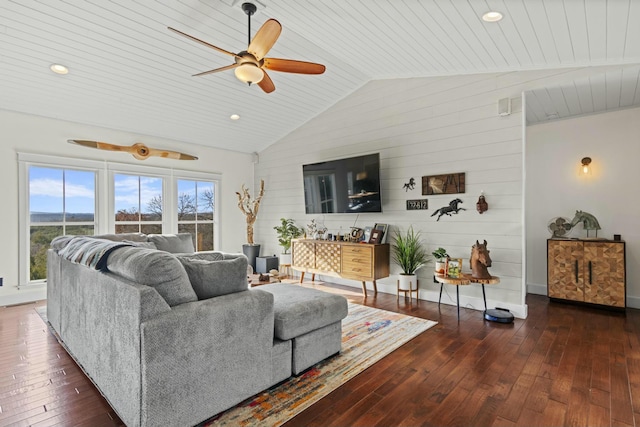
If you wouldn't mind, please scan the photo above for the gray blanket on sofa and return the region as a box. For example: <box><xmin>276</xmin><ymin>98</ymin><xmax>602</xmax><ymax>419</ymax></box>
<box><xmin>52</xmin><ymin>236</ymin><xmax>132</xmax><ymax>270</ymax></box>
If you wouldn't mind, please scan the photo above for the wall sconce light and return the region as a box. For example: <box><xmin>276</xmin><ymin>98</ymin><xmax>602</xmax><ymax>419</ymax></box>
<box><xmin>581</xmin><ymin>157</ymin><xmax>592</xmax><ymax>175</ymax></box>
<box><xmin>476</xmin><ymin>191</ymin><xmax>488</xmax><ymax>214</ymax></box>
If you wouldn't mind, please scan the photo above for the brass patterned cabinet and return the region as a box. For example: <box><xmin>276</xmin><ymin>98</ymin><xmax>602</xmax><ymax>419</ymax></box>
<box><xmin>547</xmin><ymin>238</ymin><xmax>626</xmax><ymax>308</ymax></box>
<box><xmin>291</xmin><ymin>239</ymin><xmax>390</xmax><ymax>296</ymax></box>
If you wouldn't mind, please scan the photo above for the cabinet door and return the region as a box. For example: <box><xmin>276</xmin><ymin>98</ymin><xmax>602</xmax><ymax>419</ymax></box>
<box><xmin>583</xmin><ymin>242</ymin><xmax>625</xmax><ymax>307</ymax></box>
<box><xmin>548</xmin><ymin>240</ymin><xmax>584</xmax><ymax>301</ymax></box>
<box><xmin>315</xmin><ymin>242</ymin><xmax>341</xmax><ymax>272</ymax></box>
<box><xmin>341</xmin><ymin>245</ymin><xmax>373</xmax><ymax>279</ymax></box>
<box><xmin>292</xmin><ymin>240</ymin><xmax>315</xmax><ymax>268</ymax></box>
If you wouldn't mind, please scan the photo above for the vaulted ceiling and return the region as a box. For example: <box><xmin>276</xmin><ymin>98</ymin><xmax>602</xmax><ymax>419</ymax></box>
<box><xmin>1</xmin><ymin>0</ymin><xmax>639</xmax><ymax>153</ymax></box>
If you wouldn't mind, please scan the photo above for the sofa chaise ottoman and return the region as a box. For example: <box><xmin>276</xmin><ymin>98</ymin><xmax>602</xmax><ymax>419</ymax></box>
<box><xmin>258</xmin><ymin>283</ymin><xmax>349</xmax><ymax>374</ymax></box>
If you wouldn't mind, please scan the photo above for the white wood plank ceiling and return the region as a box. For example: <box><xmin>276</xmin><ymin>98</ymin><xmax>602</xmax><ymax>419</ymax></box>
<box><xmin>1</xmin><ymin>0</ymin><xmax>639</xmax><ymax>153</ymax></box>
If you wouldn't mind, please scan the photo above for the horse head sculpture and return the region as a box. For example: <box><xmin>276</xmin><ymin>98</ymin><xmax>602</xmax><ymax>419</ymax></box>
<box><xmin>570</xmin><ymin>210</ymin><xmax>601</xmax><ymax>238</ymax></box>
<box><xmin>470</xmin><ymin>240</ymin><xmax>493</xmax><ymax>279</ymax></box>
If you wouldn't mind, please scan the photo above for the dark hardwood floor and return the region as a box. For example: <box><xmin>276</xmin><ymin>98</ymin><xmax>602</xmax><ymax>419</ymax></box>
<box><xmin>2</xmin><ymin>283</ymin><xmax>639</xmax><ymax>426</ymax></box>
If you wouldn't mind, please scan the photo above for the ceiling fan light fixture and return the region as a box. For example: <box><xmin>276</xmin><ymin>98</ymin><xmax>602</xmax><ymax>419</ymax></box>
<box><xmin>482</xmin><ymin>11</ymin><xmax>503</xmax><ymax>22</ymax></box>
<box><xmin>230</xmin><ymin>114</ymin><xmax>240</xmax><ymax>120</ymax></box>
<box><xmin>235</xmin><ymin>63</ymin><xmax>264</xmax><ymax>85</ymax></box>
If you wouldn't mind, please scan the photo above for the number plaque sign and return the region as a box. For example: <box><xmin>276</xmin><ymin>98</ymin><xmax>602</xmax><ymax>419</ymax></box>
<box><xmin>406</xmin><ymin>199</ymin><xmax>429</xmax><ymax>210</ymax></box>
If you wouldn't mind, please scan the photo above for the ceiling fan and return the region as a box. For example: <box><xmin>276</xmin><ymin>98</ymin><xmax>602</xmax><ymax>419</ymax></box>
<box><xmin>67</xmin><ymin>140</ymin><xmax>198</xmax><ymax>161</ymax></box>
<box><xmin>168</xmin><ymin>2</ymin><xmax>325</xmax><ymax>93</ymax></box>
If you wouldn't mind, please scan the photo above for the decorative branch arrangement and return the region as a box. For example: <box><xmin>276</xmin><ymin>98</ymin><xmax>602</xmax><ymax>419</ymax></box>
<box><xmin>236</xmin><ymin>179</ymin><xmax>265</xmax><ymax>244</ymax></box>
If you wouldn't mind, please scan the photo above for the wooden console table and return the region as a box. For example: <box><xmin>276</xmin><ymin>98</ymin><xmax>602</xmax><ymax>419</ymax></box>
<box><xmin>435</xmin><ymin>273</ymin><xmax>500</xmax><ymax>320</ymax></box>
<box><xmin>291</xmin><ymin>239</ymin><xmax>390</xmax><ymax>297</ymax></box>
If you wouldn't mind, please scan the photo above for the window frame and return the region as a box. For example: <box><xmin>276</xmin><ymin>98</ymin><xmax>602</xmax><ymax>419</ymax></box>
<box><xmin>19</xmin><ymin>153</ymin><xmax>221</xmax><ymax>287</ymax></box>
<box><xmin>175</xmin><ymin>177</ymin><xmax>218</xmax><ymax>252</ymax></box>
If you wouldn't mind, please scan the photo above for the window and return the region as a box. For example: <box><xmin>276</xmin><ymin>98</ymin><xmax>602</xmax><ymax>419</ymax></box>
<box><xmin>28</xmin><ymin>166</ymin><xmax>96</xmax><ymax>280</ymax></box>
<box><xmin>19</xmin><ymin>153</ymin><xmax>221</xmax><ymax>286</ymax></box>
<box><xmin>114</xmin><ymin>174</ymin><xmax>163</xmax><ymax>234</ymax></box>
<box><xmin>177</xmin><ymin>180</ymin><xmax>216</xmax><ymax>251</ymax></box>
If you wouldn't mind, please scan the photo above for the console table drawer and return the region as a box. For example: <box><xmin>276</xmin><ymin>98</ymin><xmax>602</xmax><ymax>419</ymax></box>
<box><xmin>341</xmin><ymin>261</ymin><xmax>373</xmax><ymax>278</ymax></box>
<box><xmin>341</xmin><ymin>246</ymin><xmax>373</xmax><ymax>278</ymax></box>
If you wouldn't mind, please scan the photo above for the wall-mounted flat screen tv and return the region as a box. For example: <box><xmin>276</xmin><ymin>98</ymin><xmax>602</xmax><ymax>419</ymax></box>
<box><xmin>303</xmin><ymin>153</ymin><xmax>381</xmax><ymax>214</ymax></box>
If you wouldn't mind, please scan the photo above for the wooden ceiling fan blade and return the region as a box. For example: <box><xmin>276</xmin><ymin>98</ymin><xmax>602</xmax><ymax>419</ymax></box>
<box><xmin>193</xmin><ymin>63</ymin><xmax>239</xmax><ymax>77</ymax></box>
<box><xmin>257</xmin><ymin>70</ymin><xmax>275</xmax><ymax>93</ymax></box>
<box><xmin>248</xmin><ymin>19</ymin><xmax>281</xmax><ymax>60</ymax></box>
<box><xmin>147</xmin><ymin>148</ymin><xmax>198</xmax><ymax>160</ymax></box>
<box><xmin>168</xmin><ymin>27</ymin><xmax>238</xmax><ymax>58</ymax></box>
<box><xmin>263</xmin><ymin>58</ymin><xmax>326</xmax><ymax>74</ymax></box>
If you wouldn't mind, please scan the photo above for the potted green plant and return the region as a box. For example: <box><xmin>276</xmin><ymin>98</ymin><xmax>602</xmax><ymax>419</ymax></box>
<box><xmin>432</xmin><ymin>247</ymin><xmax>449</xmax><ymax>275</ymax></box>
<box><xmin>391</xmin><ymin>226</ymin><xmax>429</xmax><ymax>291</ymax></box>
<box><xmin>273</xmin><ymin>218</ymin><xmax>303</xmax><ymax>265</ymax></box>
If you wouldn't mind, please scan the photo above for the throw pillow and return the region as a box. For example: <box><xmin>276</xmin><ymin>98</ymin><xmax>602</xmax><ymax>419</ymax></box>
<box><xmin>178</xmin><ymin>256</ymin><xmax>248</xmax><ymax>300</ymax></box>
<box><xmin>106</xmin><ymin>247</ymin><xmax>197</xmax><ymax>306</ymax></box>
<box><xmin>148</xmin><ymin>233</ymin><xmax>195</xmax><ymax>253</ymax></box>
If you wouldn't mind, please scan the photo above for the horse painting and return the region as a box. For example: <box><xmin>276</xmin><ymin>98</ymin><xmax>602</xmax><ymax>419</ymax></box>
<box><xmin>431</xmin><ymin>198</ymin><xmax>465</xmax><ymax>221</ymax></box>
<box><xmin>470</xmin><ymin>240</ymin><xmax>493</xmax><ymax>279</ymax></box>
<box><xmin>570</xmin><ymin>210</ymin><xmax>601</xmax><ymax>237</ymax></box>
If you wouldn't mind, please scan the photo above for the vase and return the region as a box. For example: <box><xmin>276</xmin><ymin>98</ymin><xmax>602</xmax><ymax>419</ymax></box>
<box><xmin>242</xmin><ymin>244</ymin><xmax>261</xmax><ymax>272</ymax></box>
<box><xmin>398</xmin><ymin>274</ymin><xmax>417</xmax><ymax>291</ymax></box>
<box><xmin>435</xmin><ymin>261</ymin><xmax>446</xmax><ymax>275</ymax></box>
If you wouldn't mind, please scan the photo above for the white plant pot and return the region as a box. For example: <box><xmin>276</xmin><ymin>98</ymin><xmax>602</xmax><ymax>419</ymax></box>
<box><xmin>435</xmin><ymin>261</ymin><xmax>446</xmax><ymax>275</ymax></box>
<box><xmin>279</xmin><ymin>253</ymin><xmax>292</xmax><ymax>266</ymax></box>
<box><xmin>398</xmin><ymin>274</ymin><xmax>417</xmax><ymax>291</ymax></box>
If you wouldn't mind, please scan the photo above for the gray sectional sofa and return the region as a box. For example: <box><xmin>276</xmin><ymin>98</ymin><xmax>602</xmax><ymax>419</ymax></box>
<box><xmin>46</xmin><ymin>233</ymin><xmax>348</xmax><ymax>427</ymax></box>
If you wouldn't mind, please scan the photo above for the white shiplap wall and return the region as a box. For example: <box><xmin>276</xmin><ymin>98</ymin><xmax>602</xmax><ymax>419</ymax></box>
<box><xmin>254</xmin><ymin>66</ymin><xmax>630</xmax><ymax>319</ymax></box>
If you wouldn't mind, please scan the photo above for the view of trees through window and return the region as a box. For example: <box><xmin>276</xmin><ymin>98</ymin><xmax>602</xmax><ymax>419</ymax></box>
<box><xmin>114</xmin><ymin>174</ymin><xmax>163</xmax><ymax>234</ymax></box>
<box><xmin>177</xmin><ymin>180</ymin><xmax>215</xmax><ymax>251</ymax></box>
<box><xmin>29</xmin><ymin>166</ymin><xmax>96</xmax><ymax>280</ymax></box>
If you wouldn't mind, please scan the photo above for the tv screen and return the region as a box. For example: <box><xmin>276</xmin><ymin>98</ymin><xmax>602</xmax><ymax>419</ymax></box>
<box><xmin>303</xmin><ymin>153</ymin><xmax>381</xmax><ymax>214</ymax></box>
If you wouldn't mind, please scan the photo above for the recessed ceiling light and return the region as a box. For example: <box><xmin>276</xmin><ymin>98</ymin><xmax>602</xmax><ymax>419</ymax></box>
<box><xmin>50</xmin><ymin>64</ymin><xmax>69</xmax><ymax>74</ymax></box>
<box><xmin>230</xmin><ymin>114</ymin><xmax>240</xmax><ymax>120</ymax></box>
<box><xmin>482</xmin><ymin>11</ymin><xmax>503</xmax><ymax>22</ymax></box>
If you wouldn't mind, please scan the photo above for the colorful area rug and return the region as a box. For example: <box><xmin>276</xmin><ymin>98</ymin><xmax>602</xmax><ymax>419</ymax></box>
<box><xmin>202</xmin><ymin>303</ymin><xmax>437</xmax><ymax>426</ymax></box>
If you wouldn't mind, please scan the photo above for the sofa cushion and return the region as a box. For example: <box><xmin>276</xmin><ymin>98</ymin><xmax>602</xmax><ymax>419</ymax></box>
<box><xmin>124</xmin><ymin>240</ymin><xmax>157</xmax><ymax>249</ymax></box>
<box><xmin>257</xmin><ymin>284</ymin><xmax>348</xmax><ymax>340</ymax></box>
<box><xmin>93</xmin><ymin>232</ymin><xmax>148</xmax><ymax>242</ymax></box>
<box><xmin>175</xmin><ymin>251</ymin><xmax>224</xmax><ymax>262</ymax></box>
<box><xmin>177</xmin><ymin>256</ymin><xmax>248</xmax><ymax>300</ymax></box>
<box><xmin>148</xmin><ymin>233</ymin><xmax>195</xmax><ymax>253</ymax></box>
<box><xmin>106</xmin><ymin>247</ymin><xmax>197</xmax><ymax>306</ymax></box>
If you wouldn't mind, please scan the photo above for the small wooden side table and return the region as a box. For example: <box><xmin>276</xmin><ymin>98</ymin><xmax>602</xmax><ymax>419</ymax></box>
<box><xmin>468</xmin><ymin>275</ymin><xmax>500</xmax><ymax>310</ymax></box>
<box><xmin>435</xmin><ymin>273</ymin><xmax>470</xmax><ymax>320</ymax></box>
<box><xmin>279</xmin><ymin>263</ymin><xmax>292</xmax><ymax>279</ymax></box>
<box><xmin>397</xmin><ymin>279</ymin><xmax>419</xmax><ymax>302</ymax></box>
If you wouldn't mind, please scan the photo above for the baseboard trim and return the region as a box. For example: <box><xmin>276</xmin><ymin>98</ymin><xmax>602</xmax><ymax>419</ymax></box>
<box><xmin>309</xmin><ymin>274</ymin><xmax>529</xmax><ymax>319</ymax></box>
<box><xmin>0</xmin><ymin>285</ymin><xmax>47</xmax><ymax>307</ymax></box>
<box><xmin>527</xmin><ymin>283</ymin><xmax>547</xmax><ymax>295</ymax></box>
